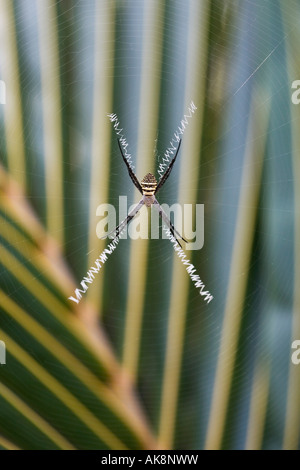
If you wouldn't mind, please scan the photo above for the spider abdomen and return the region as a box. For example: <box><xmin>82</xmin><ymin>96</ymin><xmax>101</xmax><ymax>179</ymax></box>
<box><xmin>141</xmin><ymin>172</ymin><xmax>157</xmax><ymax>196</ymax></box>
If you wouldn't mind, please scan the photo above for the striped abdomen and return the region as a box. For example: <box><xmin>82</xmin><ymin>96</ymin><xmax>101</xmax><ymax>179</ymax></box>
<box><xmin>141</xmin><ymin>173</ymin><xmax>157</xmax><ymax>196</ymax></box>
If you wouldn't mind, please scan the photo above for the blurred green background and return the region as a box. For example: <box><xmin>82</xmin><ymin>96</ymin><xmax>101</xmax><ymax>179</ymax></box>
<box><xmin>0</xmin><ymin>0</ymin><xmax>299</xmax><ymax>450</ymax></box>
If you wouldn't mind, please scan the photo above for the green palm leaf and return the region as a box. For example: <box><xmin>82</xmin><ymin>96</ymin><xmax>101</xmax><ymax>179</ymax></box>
<box><xmin>0</xmin><ymin>0</ymin><xmax>298</xmax><ymax>450</ymax></box>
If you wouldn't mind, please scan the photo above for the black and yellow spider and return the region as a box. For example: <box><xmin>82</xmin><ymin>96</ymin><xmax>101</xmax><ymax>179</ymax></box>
<box><xmin>102</xmin><ymin>138</ymin><xmax>187</xmax><ymax>247</ymax></box>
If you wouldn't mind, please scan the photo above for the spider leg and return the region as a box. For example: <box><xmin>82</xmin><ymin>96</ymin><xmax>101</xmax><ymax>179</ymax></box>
<box><xmin>153</xmin><ymin>198</ymin><xmax>188</xmax><ymax>247</ymax></box>
<box><xmin>117</xmin><ymin>139</ymin><xmax>143</xmax><ymax>194</ymax></box>
<box><xmin>100</xmin><ymin>198</ymin><xmax>144</xmax><ymax>241</ymax></box>
<box><xmin>155</xmin><ymin>139</ymin><xmax>182</xmax><ymax>194</ymax></box>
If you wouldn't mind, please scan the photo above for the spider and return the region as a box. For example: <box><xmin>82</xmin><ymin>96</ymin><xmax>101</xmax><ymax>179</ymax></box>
<box><xmin>102</xmin><ymin>138</ymin><xmax>187</xmax><ymax>247</ymax></box>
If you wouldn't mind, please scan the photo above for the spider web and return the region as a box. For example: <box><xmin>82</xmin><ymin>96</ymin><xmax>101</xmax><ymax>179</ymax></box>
<box><xmin>0</xmin><ymin>0</ymin><xmax>298</xmax><ymax>451</ymax></box>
